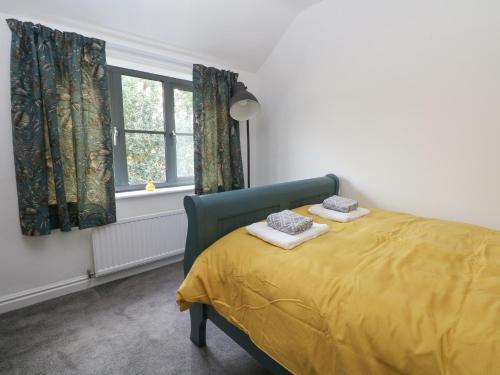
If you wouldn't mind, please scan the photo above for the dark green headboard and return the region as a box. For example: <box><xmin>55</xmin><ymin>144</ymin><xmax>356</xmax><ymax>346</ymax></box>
<box><xmin>183</xmin><ymin>174</ymin><xmax>339</xmax><ymax>275</ymax></box>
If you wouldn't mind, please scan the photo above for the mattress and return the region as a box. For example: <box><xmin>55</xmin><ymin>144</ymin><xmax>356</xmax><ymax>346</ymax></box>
<box><xmin>176</xmin><ymin>206</ymin><xmax>500</xmax><ymax>375</ymax></box>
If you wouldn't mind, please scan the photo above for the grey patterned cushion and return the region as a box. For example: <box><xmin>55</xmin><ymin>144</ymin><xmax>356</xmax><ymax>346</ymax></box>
<box><xmin>266</xmin><ymin>210</ymin><xmax>313</xmax><ymax>235</ymax></box>
<box><xmin>323</xmin><ymin>195</ymin><xmax>358</xmax><ymax>213</ymax></box>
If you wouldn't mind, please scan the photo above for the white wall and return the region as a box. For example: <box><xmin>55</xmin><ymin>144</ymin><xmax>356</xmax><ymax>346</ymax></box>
<box><xmin>255</xmin><ymin>0</ymin><xmax>500</xmax><ymax>230</ymax></box>
<box><xmin>0</xmin><ymin>12</ymin><xmax>256</xmax><ymax>306</ymax></box>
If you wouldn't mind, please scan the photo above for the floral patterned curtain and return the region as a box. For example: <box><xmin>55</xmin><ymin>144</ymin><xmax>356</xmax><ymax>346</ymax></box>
<box><xmin>7</xmin><ymin>19</ymin><xmax>116</xmax><ymax>235</ymax></box>
<box><xmin>192</xmin><ymin>64</ymin><xmax>244</xmax><ymax>195</ymax></box>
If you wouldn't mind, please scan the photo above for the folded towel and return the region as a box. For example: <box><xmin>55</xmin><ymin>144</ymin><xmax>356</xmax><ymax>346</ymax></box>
<box><xmin>246</xmin><ymin>222</ymin><xmax>329</xmax><ymax>250</ymax></box>
<box><xmin>323</xmin><ymin>195</ymin><xmax>358</xmax><ymax>213</ymax></box>
<box><xmin>266</xmin><ymin>210</ymin><xmax>313</xmax><ymax>235</ymax></box>
<box><xmin>309</xmin><ymin>204</ymin><xmax>370</xmax><ymax>223</ymax></box>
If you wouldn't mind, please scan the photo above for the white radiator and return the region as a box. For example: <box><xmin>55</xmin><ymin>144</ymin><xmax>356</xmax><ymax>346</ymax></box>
<box><xmin>91</xmin><ymin>209</ymin><xmax>187</xmax><ymax>277</ymax></box>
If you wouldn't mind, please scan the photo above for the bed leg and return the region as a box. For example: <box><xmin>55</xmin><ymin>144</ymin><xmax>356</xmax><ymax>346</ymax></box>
<box><xmin>189</xmin><ymin>303</ymin><xmax>207</xmax><ymax>347</ymax></box>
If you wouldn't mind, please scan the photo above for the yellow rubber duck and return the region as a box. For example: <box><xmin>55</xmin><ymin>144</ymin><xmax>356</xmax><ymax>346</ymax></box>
<box><xmin>145</xmin><ymin>178</ymin><xmax>156</xmax><ymax>192</ymax></box>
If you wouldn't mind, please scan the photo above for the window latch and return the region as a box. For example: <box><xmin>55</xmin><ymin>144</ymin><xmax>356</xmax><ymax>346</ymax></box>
<box><xmin>113</xmin><ymin>126</ymin><xmax>118</xmax><ymax>146</ymax></box>
<box><xmin>170</xmin><ymin>130</ymin><xmax>177</xmax><ymax>138</ymax></box>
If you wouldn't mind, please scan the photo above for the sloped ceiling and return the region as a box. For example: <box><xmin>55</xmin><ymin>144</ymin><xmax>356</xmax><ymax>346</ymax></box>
<box><xmin>0</xmin><ymin>0</ymin><xmax>323</xmax><ymax>71</ymax></box>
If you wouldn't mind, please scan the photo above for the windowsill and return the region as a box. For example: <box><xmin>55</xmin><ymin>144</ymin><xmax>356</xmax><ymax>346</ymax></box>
<box><xmin>115</xmin><ymin>185</ymin><xmax>194</xmax><ymax>200</ymax></box>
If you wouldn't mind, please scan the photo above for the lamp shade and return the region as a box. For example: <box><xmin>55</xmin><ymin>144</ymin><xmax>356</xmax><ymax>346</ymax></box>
<box><xmin>230</xmin><ymin>82</ymin><xmax>261</xmax><ymax>121</ymax></box>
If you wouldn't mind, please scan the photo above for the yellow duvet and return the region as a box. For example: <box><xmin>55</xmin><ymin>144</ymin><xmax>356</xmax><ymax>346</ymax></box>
<box><xmin>176</xmin><ymin>207</ymin><xmax>500</xmax><ymax>375</ymax></box>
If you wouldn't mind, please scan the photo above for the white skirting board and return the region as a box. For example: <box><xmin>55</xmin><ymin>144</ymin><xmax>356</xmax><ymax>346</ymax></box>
<box><xmin>0</xmin><ymin>252</ymin><xmax>183</xmax><ymax>315</ymax></box>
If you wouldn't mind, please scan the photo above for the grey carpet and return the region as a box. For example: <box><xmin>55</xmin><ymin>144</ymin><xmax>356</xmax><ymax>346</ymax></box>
<box><xmin>0</xmin><ymin>262</ymin><xmax>271</xmax><ymax>375</ymax></box>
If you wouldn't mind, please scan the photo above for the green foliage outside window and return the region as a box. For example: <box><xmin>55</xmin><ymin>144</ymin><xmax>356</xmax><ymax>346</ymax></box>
<box><xmin>110</xmin><ymin>67</ymin><xmax>194</xmax><ymax>190</ymax></box>
<box><xmin>174</xmin><ymin>89</ymin><xmax>194</xmax><ymax>178</ymax></box>
<box><xmin>122</xmin><ymin>76</ymin><xmax>166</xmax><ymax>184</ymax></box>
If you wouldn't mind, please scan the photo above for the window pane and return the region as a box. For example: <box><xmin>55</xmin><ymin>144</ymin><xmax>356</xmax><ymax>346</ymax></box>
<box><xmin>174</xmin><ymin>89</ymin><xmax>193</xmax><ymax>133</ymax></box>
<box><xmin>126</xmin><ymin>132</ymin><xmax>166</xmax><ymax>185</ymax></box>
<box><xmin>122</xmin><ymin>75</ymin><xmax>164</xmax><ymax>131</ymax></box>
<box><xmin>176</xmin><ymin>135</ymin><xmax>194</xmax><ymax>178</ymax></box>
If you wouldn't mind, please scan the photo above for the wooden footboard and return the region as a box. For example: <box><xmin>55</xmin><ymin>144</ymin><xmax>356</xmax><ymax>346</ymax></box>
<box><xmin>182</xmin><ymin>174</ymin><xmax>339</xmax><ymax>374</ymax></box>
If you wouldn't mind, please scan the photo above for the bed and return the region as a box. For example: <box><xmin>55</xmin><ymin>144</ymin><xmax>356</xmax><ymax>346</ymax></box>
<box><xmin>176</xmin><ymin>174</ymin><xmax>500</xmax><ymax>375</ymax></box>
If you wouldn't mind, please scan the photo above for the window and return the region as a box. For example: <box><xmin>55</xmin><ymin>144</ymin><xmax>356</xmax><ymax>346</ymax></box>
<box><xmin>107</xmin><ymin>66</ymin><xmax>194</xmax><ymax>192</ymax></box>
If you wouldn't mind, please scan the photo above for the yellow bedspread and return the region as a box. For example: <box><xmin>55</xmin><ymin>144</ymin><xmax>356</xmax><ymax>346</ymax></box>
<box><xmin>176</xmin><ymin>207</ymin><xmax>500</xmax><ymax>375</ymax></box>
